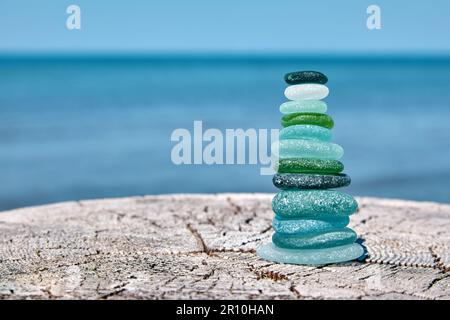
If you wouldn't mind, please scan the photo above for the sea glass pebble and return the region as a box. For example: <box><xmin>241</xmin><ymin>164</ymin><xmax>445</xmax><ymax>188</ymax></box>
<box><xmin>273</xmin><ymin>173</ymin><xmax>351</xmax><ymax>190</ymax></box>
<box><xmin>272</xmin><ymin>215</ymin><xmax>350</xmax><ymax>234</ymax></box>
<box><xmin>272</xmin><ymin>140</ymin><xmax>344</xmax><ymax>160</ymax></box>
<box><xmin>279</xmin><ymin>100</ymin><xmax>327</xmax><ymax>114</ymax></box>
<box><xmin>282</xmin><ymin>113</ymin><xmax>334</xmax><ymax>129</ymax></box>
<box><xmin>275</xmin><ymin>158</ymin><xmax>344</xmax><ymax>174</ymax></box>
<box><xmin>272</xmin><ymin>190</ymin><xmax>358</xmax><ymax>218</ymax></box>
<box><xmin>284</xmin><ymin>84</ymin><xmax>329</xmax><ymax>101</ymax></box>
<box><xmin>279</xmin><ymin>125</ymin><xmax>331</xmax><ymax>142</ymax></box>
<box><xmin>256</xmin><ymin>242</ymin><xmax>364</xmax><ymax>265</ymax></box>
<box><xmin>272</xmin><ymin>228</ymin><xmax>357</xmax><ymax>249</ymax></box>
<box><xmin>284</xmin><ymin>71</ymin><xmax>328</xmax><ymax>85</ymax></box>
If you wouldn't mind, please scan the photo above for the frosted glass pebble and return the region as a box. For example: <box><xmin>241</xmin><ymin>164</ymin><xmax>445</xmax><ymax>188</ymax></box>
<box><xmin>272</xmin><ymin>190</ymin><xmax>358</xmax><ymax>218</ymax></box>
<box><xmin>279</xmin><ymin>100</ymin><xmax>327</xmax><ymax>114</ymax></box>
<box><xmin>256</xmin><ymin>242</ymin><xmax>364</xmax><ymax>265</ymax></box>
<box><xmin>279</xmin><ymin>125</ymin><xmax>332</xmax><ymax>142</ymax></box>
<box><xmin>271</xmin><ymin>139</ymin><xmax>344</xmax><ymax>160</ymax></box>
<box><xmin>284</xmin><ymin>84</ymin><xmax>329</xmax><ymax>101</ymax></box>
<box><xmin>272</xmin><ymin>228</ymin><xmax>357</xmax><ymax>249</ymax></box>
<box><xmin>272</xmin><ymin>215</ymin><xmax>350</xmax><ymax>234</ymax></box>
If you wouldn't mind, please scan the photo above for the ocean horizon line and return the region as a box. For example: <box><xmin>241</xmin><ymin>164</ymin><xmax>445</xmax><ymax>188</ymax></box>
<box><xmin>1</xmin><ymin>51</ymin><xmax>450</xmax><ymax>63</ymax></box>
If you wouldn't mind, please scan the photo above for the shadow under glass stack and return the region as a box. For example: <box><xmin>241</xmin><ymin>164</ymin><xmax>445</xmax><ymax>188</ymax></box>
<box><xmin>257</xmin><ymin>71</ymin><xmax>365</xmax><ymax>265</ymax></box>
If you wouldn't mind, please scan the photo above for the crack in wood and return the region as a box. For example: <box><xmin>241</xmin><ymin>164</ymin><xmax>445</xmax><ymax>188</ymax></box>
<box><xmin>186</xmin><ymin>223</ymin><xmax>211</xmax><ymax>255</ymax></box>
<box><xmin>426</xmin><ymin>274</ymin><xmax>449</xmax><ymax>291</ymax></box>
<box><xmin>429</xmin><ymin>246</ymin><xmax>449</xmax><ymax>272</ymax></box>
<box><xmin>98</xmin><ymin>288</ymin><xmax>127</xmax><ymax>300</ymax></box>
<box><xmin>226</xmin><ymin>197</ymin><xmax>242</xmax><ymax>215</ymax></box>
<box><xmin>289</xmin><ymin>283</ymin><xmax>302</xmax><ymax>299</ymax></box>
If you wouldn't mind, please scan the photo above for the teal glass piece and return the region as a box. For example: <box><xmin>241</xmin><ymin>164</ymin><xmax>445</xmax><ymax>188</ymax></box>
<box><xmin>273</xmin><ymin>139</ymin><xmax>344</xmax><ymax>160</ymax></box>
<box><xmin>272</xmin><ymin>215</ymin><xmax>350</xmax><ymax>234</ymax></box>
<box><xmin>256</xmin><ymin>243</ymin><xmax>364</xmax><ymax>265</ymax></box>
<box><xmin>279</xmin><ymin>100</ymin><xmax>327</xmax><ymax>114</ymax></box>
<box><xmin>272</xmin><ymin>190</ymin><xmax>358</xmax><ymax>218</ymax></box>
<box><xmin>272</xmin><ymin>228</ymin><xmax>357</xmax><ymax>249</ymax></box>
<box><xmin>279</xmin><ymin>125</ymin><xmax>332</xmax><ymax>142</ymax></box>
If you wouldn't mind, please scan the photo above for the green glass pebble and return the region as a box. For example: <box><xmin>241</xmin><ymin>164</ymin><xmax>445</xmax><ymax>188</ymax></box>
<box><xmin>274</xmin><ymin>139</ymin><xmax>344</xmax><ymax>160</ymax></box>
<box><xmin>275</xmin><ymin>158</ymin><xmax>344</xmax><ymax>174</ymax></box>
<box><xmin>272</xmin><ymin>190</ymin><xmax>358</xmax><ymax>218</ymax></box>
<box><xmin>284</xmin><ymin>70</ymin><xmax>328</xmax><ymax>85</ymax></box>
<box><xmin>273</xmin><ymin>173</ymin><xmax>351</xmax><ymax>190</ymax></box>
<box><xmin>282</xmin><ymin>113</ymin><xmax>334</xmax><ymax>129</ymax></box>
<box><xmin>279</xmin><ymin>100</ymin><xmax>327</xmax><ymax>114</ymax></box>
<box><xmin>272</xmin><ymin>215</ymin><xmax>350</xmax><ymax>235</ymax></box>
<box><xmin>279</xmin><ymin>125</ymin><xmax>331</xmax><ymax>142</ymax></box>
<box><xmin>272</xmin><ymin>228</ymin><xmax>357</xmax><ymax>249</ymax></box>
<box><xmin>256</xmin><ymin>242</ymin><xmax>364</xmax><ymax>265</ymax></box>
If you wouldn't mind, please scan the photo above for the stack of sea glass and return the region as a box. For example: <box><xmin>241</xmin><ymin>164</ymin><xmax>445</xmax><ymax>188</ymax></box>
<box><xmin>257</xmin><ymin>71</ymin><xmax>364</xmax><ymax>265</ymax></box>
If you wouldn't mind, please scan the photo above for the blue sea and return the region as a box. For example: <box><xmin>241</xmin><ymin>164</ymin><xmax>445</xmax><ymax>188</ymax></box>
<box><xmin>1</xmin><ymin>55</ymin><xmax>449</xmax><ymax>211</ymax></box>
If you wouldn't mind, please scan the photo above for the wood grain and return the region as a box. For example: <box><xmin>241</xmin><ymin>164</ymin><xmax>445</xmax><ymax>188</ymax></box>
<box><xmin>0</xmin><ymin>194</ymin><xmax>448</xmax><ymax>300</ymax></box>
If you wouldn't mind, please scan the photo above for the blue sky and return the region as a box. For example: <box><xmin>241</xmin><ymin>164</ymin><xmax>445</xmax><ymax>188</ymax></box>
<box><xmin>1</xmin><ymin>0</ymin><xmax>449</xmax><ymax>54</ymax></box>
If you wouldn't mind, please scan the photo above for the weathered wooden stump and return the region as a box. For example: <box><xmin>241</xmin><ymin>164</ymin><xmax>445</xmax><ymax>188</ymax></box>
<box><xmin>0</xmin><ymin>194</ymin><xmax>448</xmax><ymax>300</ymax></box>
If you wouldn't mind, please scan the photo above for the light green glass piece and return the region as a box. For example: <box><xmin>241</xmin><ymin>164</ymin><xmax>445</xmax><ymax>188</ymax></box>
<box><xmin>279</xmin><ymin>125</ymin><xmax>332</xmax><ymax>142</ymax></box>
<box><xmin>282</xmin><ymin>113</ymin><xmax>334</xmax><ymax>129</ymax></box>
<box><xmin>279</xmin><ymin>100</ymin><xmax>327</xmax><ymax>114</ymax></box>
<box><xmin>272</xmin><ymin>190</ymin><xmax>358</xmax><ymax>218</ymax></box>
<box><xmin>273</xmin><ymin>139</ymin><xmax>344</xmax><ymax>160</ymax></box>
<box><xmin>256</xmin><ymin>242</ymin><xmax>364</xmax><ymax>265</ymax></box>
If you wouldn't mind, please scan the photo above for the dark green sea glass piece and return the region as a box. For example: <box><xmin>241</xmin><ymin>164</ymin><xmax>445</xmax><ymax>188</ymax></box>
<box><xmin>281</xmin><ymin>113</ymin><xmax>334</xmax><ymax>129</ymax></box>
<box><xmin>275</xmin><ymin>158</ymin><xmax>344</xmax><ymax>174</ymax></box>
<box><xmin>284</xmin><ymin>71</ymin><xmax>328</xmax><ymax>85</ymax></box>
<box><xmin>273</xmin><ymin>173</ymin><xmax>351</xmax><ymax>190</ymax></box>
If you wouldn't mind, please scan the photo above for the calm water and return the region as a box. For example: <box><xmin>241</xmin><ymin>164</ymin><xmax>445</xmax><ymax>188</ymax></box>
<box><xmin>1</xmin><ymin>55</ymin><xmax>449</xmax><ymax>210</ymax></box>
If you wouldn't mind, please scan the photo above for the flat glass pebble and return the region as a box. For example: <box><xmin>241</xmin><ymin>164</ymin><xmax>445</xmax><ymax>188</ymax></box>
<box><xmin>272</xmin><ymin>228</ymin><xmax>357</xmax><ymax>249</ymax></box>
<box><xmin>279</xmin><ymin>100</ymin><xmax>327</xmax><ymax>114</ymax></box>
<box><xmin>282</xmin><ymin>113</ymin><xmax>334</xmax><ymax>129</ymax></box>
<box><xmin>273</xmin><ymin>173</ymin><xmax>351</xmax><ymax>190</ymax></box>
<box><xmin>272</xmin><ymin>139</ymin><xmax>344</xmax><ymax>160</ymax></box>
<box><xmin>272</xmin><ymin>215</ymin><xmax>350</xmax><ymax>234</ymax></box>
<box><xmin>284</xmin><ymin>84</ymin><xmax>329</xmax><ymax>100</ymax></box>
<box><xmin>256</xmin><ymin>242</ymin><xmax>364</xmax><ymax>265</ymax></box>
<box><xmin>275</xmin><ymin>158</ymin><xmax>344</xmax><ymax>174</ymax></box>
<box><xmin>284</xmin><ymin>71</ymin><xmax>328</xmax><ymax>85</ymax></box>
<box><xmin>279</xmin><ymin>125</ymin><xmax>331</xmax><ymax>142</ymax></box>
<box><xmin>272</xmin><ymin>190</ymin><xmax>358</xmax><ymax>218</ymax></box>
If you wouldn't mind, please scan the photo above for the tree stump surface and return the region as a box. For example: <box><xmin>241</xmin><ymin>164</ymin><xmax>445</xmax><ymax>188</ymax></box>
<box><xmin>0</xmin><ymin>193</ymin><xmax>448</xmax><ymax>300</ymax></box>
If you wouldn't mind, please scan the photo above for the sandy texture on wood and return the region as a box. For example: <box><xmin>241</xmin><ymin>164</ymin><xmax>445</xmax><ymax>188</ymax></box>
<box><xmin>0</xmin><ymin>194</ymin><xmax>448</xmax><ymax>300</ymax></box>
